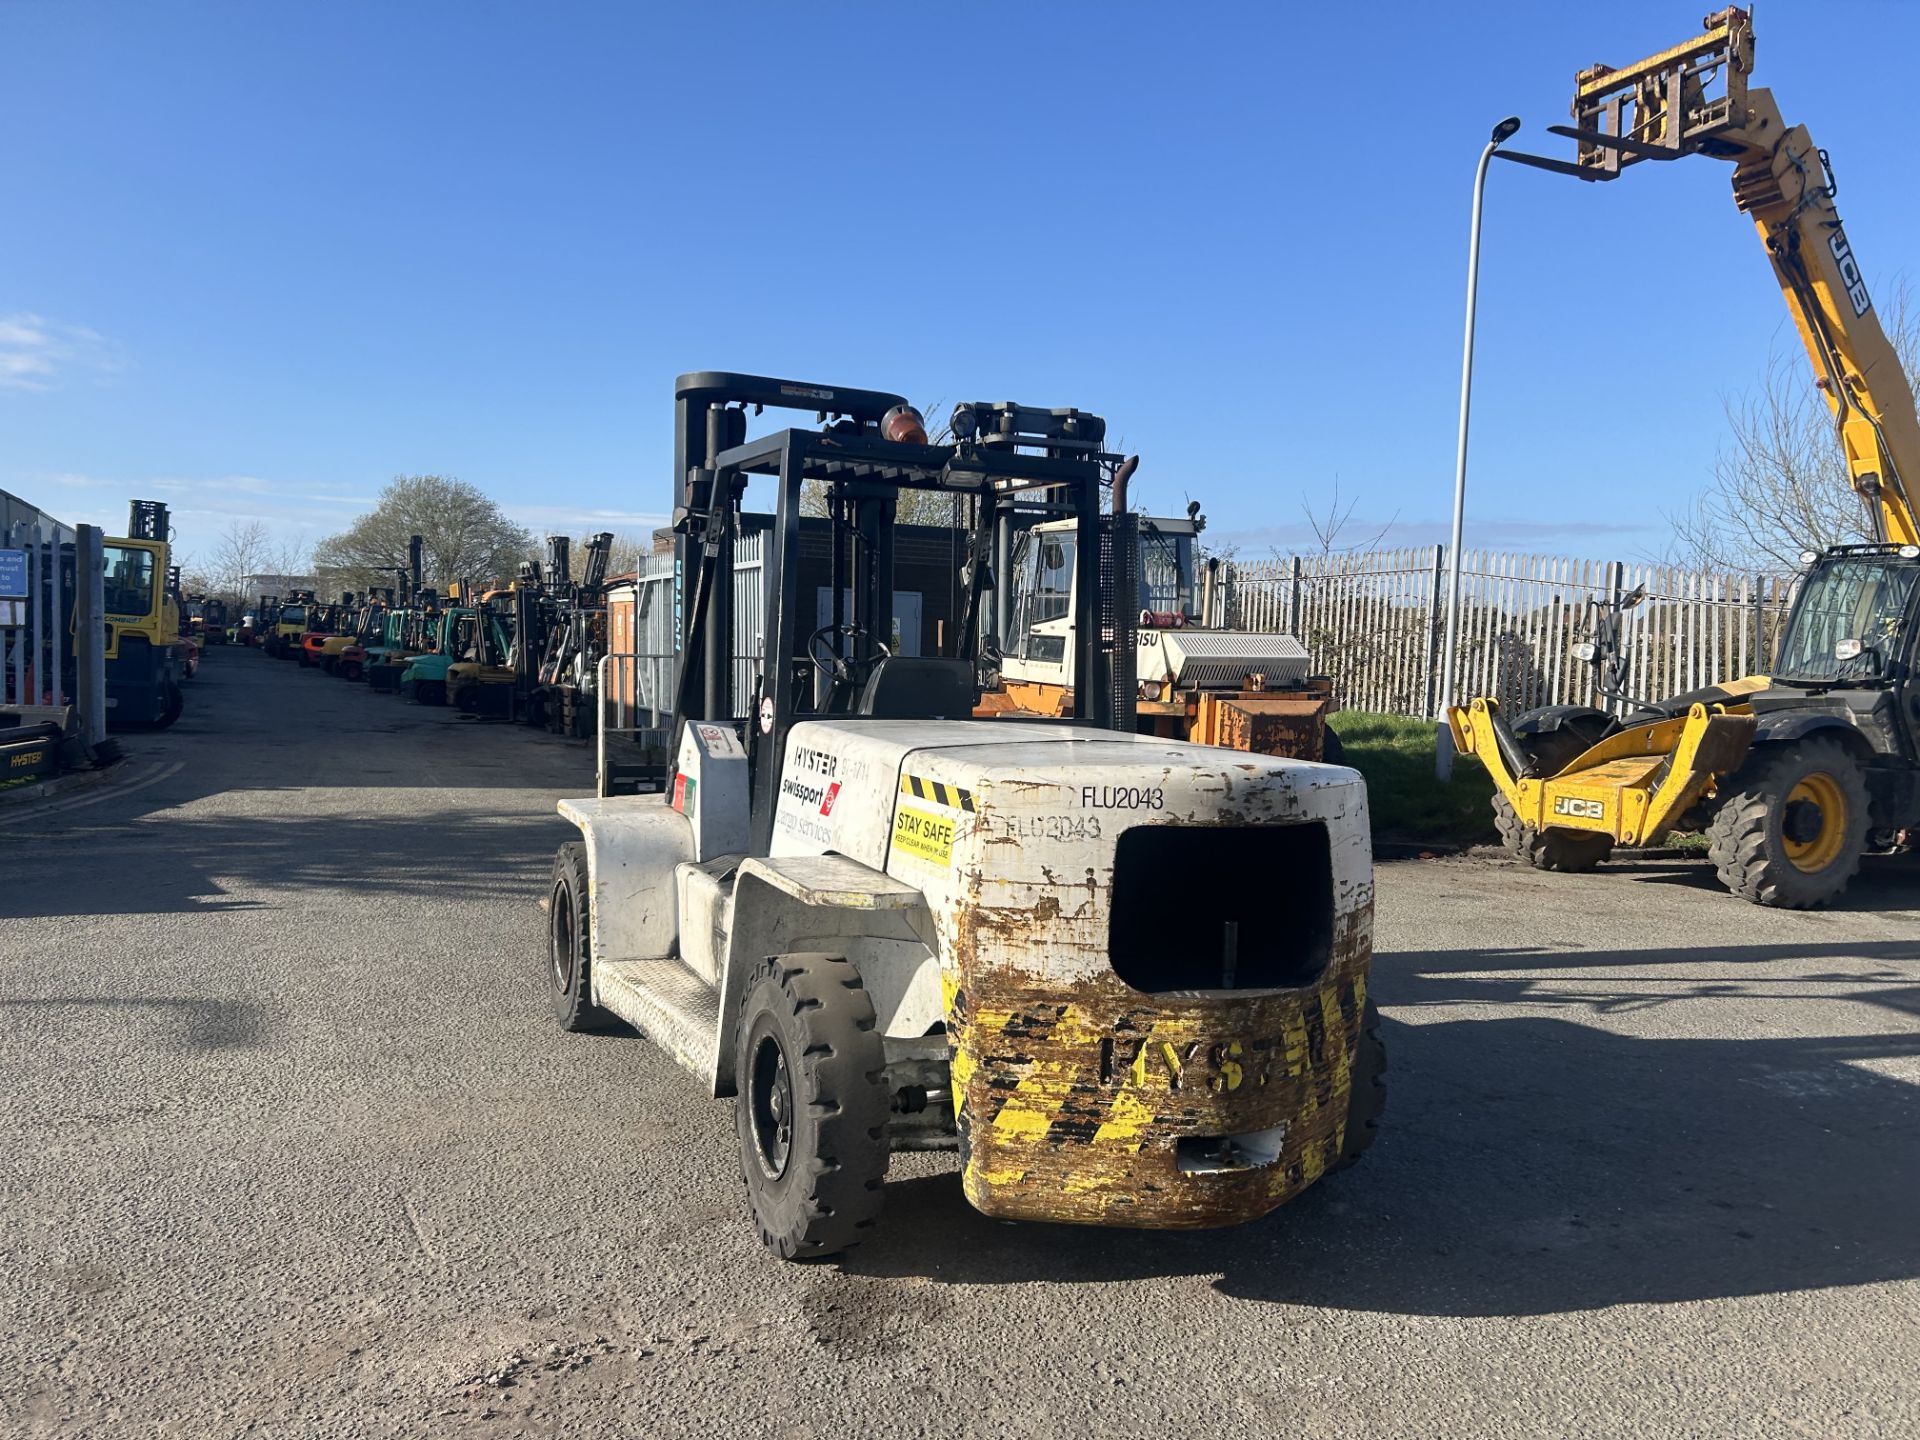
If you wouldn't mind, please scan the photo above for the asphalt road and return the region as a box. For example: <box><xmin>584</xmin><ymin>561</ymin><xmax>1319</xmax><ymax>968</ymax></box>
<box><xmin>4</xmin><ymin>649</ymin><xmax>1919</xmax><ymax>1438</ymax></box>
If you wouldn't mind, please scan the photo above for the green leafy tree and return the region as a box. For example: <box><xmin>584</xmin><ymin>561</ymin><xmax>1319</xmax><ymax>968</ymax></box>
<box><xmin>312</xmin><ymin>475</ymin><xmax>534</xmax><ymax>595</ymax></box>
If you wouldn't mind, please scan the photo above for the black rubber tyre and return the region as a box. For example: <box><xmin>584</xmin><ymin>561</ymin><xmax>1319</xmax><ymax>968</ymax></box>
<box><xmin>1332</xmin><ymin>997</ymin><xmax>1385</xmax><ymax>1171</ymax></box>
<box><xmin>153</xmin><ymin>681</ymin><xmax>184</xmax><ymax>730</ymax></box>
<box><xmin>733</xmin><ymin>954</ymin><xmax>889</xmax><ymax>1260</ymax></box>
<box><xmin>1321</xmin><ymin>728</ymin><xmax>1346</xmax><ymax>766</ymax></box>
<box><xmin>1490</xmin><ymin>725</ymin><xmax>1613</xmax><ymax>873</ymax></box>
<box><xmin>413</xmin><ymin>679</ymin><xmax>446</xmax><ymax>706</ymax></box>
<box><xmin>1492</xmin><ymin>794</ymin><xmax>1614</xmax><ymax>872</ymax></box>
<box><xmin>340</xmin><ymin>661</ymin><xmax>363</xmax><ymax>682</ymax></box>
<box><xmin>547</xmin><ymin>842</ymin><xmax>613</xmax><ymax>1031</ymax></box>
<box><xmin>1706</xmin><ymin>738</ymin><xmax>1870</xmax><ymax>908</ymax></box>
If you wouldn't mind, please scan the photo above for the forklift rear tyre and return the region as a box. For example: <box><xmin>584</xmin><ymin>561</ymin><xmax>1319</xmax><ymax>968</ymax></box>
<box><xmin>1706</xmin><ymin>738</ymin><xmax>1869</xmax><ymax>908</ymax></box>
<box><xmin>153</xmin><ymin>682</ymin><xmax>184</xmax><ymax>730</ymax></box>
<box><xmin>1332</xmin><ymin>998</ymin><xmax>1385</xmax><ymax>1171</ymax></box>
<box><xmin>414</xmin><ymin>680</ymin><xmax>446</xmax><ymax>706</ymax></box>
<box><xmin>548</xmin><ymin>842</ymin><xmax>613</xmax><ymax>1031</ymax></box>
<box><xmin>340</xmin><ymin>661</ymin><xmax>363</xmax><ymax>682</ymax></box>
<box><xmin>733</xmin><ymin>954</ymin><xmax>889</xmax><ymax>1261</ymax></box>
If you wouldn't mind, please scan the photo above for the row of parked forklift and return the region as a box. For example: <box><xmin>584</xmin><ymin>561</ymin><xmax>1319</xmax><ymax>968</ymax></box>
<box><xmin>244</xmin><ymin>532</ymin><xmax>617</xmax><ymax>734</ymax></box>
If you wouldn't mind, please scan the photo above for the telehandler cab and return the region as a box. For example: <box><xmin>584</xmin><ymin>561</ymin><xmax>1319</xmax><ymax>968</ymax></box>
<box><xmin>1449</xmin><ymin>7</ymin><xmax>1920</xmax><ymax>909</ymax></box>
<box><xmin>546</xmin><ymin>373</ymin><xmax>1379</xmax><ymax>1260</ymax></box>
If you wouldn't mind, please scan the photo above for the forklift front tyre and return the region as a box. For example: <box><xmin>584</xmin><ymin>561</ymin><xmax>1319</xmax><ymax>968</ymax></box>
<box><xmin>548</xmin><ymin>842</ymin><xmax>614</xmax><ymax>1032</ymax></box>
<box><xmin>733</xmin><ymin>954</ymin><xmax>889</xmax><ymax>1261</ymax></box>
<box><xmin>1706</xmin><ymin>737</ymin><xmax>1870</xmax><ymax>908</ymax></box>
<box><xmin>153</xmin><ymin>681</ymin><xmax>184</xmax><ymax>731</ymax></box>
<box><xmin>1492</xmin><ymin>794</ymin><xmax>1612</xmax><ymax>872</ymax></box>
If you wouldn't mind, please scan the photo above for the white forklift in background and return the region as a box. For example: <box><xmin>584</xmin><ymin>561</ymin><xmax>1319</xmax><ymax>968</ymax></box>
<box><xmin>983</xmin><ymin>504</ymin><xmax>1341</xmax><ymax>762</ymax></box>
<box><xmin>546</xmin><ymin>372</ymin><xmax>1380</xmax><ymax>1259</ymax></box>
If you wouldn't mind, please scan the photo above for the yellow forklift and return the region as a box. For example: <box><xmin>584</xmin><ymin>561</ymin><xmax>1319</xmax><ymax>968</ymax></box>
<box><xmin>101</xmin><ymin>500</ymin><xmax>187</xmax><ymax>728</ymax></box>
<box><xmin>264</xmin><ymin>591</ymin><xmax>316</xmax><ymax>659</ymax></box>
<box><xmin>1449</xmin><ymin>8</ymin><xmax>1920</xmax><ymax>908</ymax></box>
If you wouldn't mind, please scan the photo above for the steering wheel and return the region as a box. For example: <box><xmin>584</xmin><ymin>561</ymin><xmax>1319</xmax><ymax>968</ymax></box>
<box><xmin>806</xmin><ymin>623</ymin><xmax>891</xmax><ymax>684</ymax></box>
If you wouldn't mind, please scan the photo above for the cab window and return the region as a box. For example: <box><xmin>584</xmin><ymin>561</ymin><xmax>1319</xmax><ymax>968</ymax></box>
<box><xmin>1006</xmin><ymin>531</ymin><xmax>1074</xmax><ymax>663</ymax></box>
<box><xmin>104</xmin><ymin>546</ymin><xmax>156</xmax><ymax>618</ymax></box>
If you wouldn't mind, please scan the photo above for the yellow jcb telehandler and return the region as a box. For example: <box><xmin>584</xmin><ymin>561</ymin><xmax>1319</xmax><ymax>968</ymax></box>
<box><xmin>1449</xmin><ymin>8</ymin><xmax>1920</xmax><ymax>908</ymax></box>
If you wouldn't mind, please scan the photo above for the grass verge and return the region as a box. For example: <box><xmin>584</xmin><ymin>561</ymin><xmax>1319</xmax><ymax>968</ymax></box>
<box><xmin>1327</xmin><ymin>710</ymin><xmax>1495</xmax><ymax>849</ymax></box>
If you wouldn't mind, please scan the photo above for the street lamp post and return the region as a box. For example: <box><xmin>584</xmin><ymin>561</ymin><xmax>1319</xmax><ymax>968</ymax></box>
<box><xmin>1436</xmin><ymin>115</ymin><xmax>1522</xmax><ymax>782</ymax></box>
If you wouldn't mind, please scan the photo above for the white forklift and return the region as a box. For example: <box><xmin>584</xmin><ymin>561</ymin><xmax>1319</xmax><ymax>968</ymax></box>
<box><xmin>547</xmin><ymin>372</ymin><xmax>1381</xmax><ymax>1259</ymax></box>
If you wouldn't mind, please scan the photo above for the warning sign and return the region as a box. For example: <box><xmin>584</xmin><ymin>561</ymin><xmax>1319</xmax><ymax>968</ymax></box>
<box><xmin>892</xmin><ymin>804</ymin><xmax>955</xmax><ymax>866</ymax></box>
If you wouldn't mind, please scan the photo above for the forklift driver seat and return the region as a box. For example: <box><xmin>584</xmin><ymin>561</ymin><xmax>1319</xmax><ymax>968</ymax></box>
<box><xmin>856</xmin><ymin>656</ymin><xmax>977</xmax><ymax>720</ymax></box>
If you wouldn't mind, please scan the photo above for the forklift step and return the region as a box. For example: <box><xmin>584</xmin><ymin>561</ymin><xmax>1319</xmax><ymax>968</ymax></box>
<box><xmin>596</xmin><ymin>958</ymin><xmax>720</xmax><ymax>1079</ymax></box>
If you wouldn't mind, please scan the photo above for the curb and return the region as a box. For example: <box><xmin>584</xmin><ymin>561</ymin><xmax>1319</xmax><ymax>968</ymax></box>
<box><xmin>0</xmin><ymin>766</ymin><xmax>114</xmax><ymax>810</ymax></box>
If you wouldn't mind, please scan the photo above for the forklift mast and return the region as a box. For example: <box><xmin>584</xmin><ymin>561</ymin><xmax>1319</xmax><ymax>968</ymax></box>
<box><xmin>579</xmin><ymin>532</ymin><xmax>613</xmax><ymax>597</ymax></box>
<box><xmin>127</xmin><ymin>500</ymin><xmax>171</xmax><ymax>542</ymax></box>
<box><xmin>1505</xmin><ymin>6</ymin><xmax>1920</xmax><ymax>544</ymax></box>
<box><xmin>670</xmin><ymin>372</ymin><xmax>1133</xmax><ymax>857</ymax></box>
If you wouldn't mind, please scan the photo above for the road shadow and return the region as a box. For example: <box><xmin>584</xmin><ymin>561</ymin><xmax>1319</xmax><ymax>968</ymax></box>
<box><xmin>0</xmin><ymin>808</ymin><xmax>568</xmax><ymax>919</ymax></box>
<box><xmin>1600</xmin><ymin>848</ymin><xmax>1920</xmax><ymax>909</ymax></box>
<box><xmin>848</xmin><ymin>945</ymin><xmax>1920</xmax><ymax>1315</ymax></box>
<box><xmin>0</xmin><ymin>995</ymin><xmax>268</xmax><ymax>1048</ymax></box>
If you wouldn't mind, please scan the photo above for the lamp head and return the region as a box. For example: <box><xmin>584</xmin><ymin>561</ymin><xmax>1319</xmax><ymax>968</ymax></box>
<box><xmin>1491</xmin><ymin>116</ymin><xmax>1522</xmax><ymax>146</ymax></box>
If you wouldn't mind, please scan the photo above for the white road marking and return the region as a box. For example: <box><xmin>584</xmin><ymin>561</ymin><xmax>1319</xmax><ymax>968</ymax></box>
<box><xmin>0</xmin><ymin>761</ymin><xmax>186</xmax><ymax>824</ymax></box>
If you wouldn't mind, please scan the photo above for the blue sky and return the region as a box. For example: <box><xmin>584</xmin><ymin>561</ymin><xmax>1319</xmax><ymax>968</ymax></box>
<box><xmin>3</xmin><ymin>1</ymin><xmax>1914</xmax><ymax>570</ymax></box>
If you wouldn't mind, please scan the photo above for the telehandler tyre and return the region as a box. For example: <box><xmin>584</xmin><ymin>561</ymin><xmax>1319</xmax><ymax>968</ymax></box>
<box><xmin>1490</xmin><ymin>725</ymin><xmax>1613</xmax><ymax>872</ymax></box>
<box><xmin>1492</xmin><ymin>797</ymin><xmax>1613</xmax><ymax>873</ymax></box>
<box><xmin>1705</xmin><ymin>738</ymin><xmax>1869</xmax><ymax>908</ymax></box>
<box><xmin>733</xmin><ymin>954</ymin><xmax>889</xmax><ymax>1260</ymax></box>
<box><xmin>1332</xmin><ymin>998</ymin><xmax>1385</xmax><ymax>1171</ymax></box>
<box><xmin>547</xmin><ymin>842</ymin><xmax>615</xmax><ymax>1032</ymax></box>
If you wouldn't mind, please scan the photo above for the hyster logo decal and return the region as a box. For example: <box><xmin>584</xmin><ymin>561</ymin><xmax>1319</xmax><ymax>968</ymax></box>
<box><xmin>819</xmin><ymin>781</ymin><xmax>841</xmax><ymax>816</ymax></box>
<box><xmin>1830</xmin><ymin>229</ymin><xmax>1872</xmax><ymax>317</ymax></box>
<box><xmin>1552</xmin><ymin>795</ymin><xmax>1605</xmax><ymax>821</ymax></box>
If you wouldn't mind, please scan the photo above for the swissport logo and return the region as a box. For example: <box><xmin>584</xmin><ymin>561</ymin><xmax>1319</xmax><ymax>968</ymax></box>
<box><xmin>819</xmin><ymin>781</ymin><xmax>842</xmax><ymax>817</ymax></box>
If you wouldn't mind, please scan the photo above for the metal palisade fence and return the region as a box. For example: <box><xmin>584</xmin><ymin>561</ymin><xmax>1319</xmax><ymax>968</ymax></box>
<box><xmin>1214</xmin><ymin>545</ymin><xmax>1797</xmax><ymax>720</ymax></box>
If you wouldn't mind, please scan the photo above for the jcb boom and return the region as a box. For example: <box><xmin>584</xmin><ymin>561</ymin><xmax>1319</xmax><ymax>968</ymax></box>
<box><xmin>1450</xmin><ymin>7</ymin><xmax>1920</xmax><ymax>908</ymax></box>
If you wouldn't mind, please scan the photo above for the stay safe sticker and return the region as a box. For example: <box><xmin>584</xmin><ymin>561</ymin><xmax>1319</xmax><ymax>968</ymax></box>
<box><xmin>892</xmin><ymin>804</ymin><xmax>955</xmax><ymax>866</ymax></box>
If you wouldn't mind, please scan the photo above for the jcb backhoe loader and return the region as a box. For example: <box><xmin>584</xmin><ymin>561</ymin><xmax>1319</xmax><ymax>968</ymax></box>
<box><xmin>545</xmin><ymin>373</ymin><xmax>1380</xmax><ymax>1261</ymax></box>
<box><xmin>1448</xmin><ymin>7</ymin><xmax>1920</xmax><ymax>908</ymax></box>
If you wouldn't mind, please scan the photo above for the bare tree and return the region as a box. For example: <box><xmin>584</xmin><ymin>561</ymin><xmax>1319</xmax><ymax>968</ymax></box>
<box><xmin>1667</xmin><ymin>280</ymin><xmax>1920</xmax><ymax>571</ymax></box>
<box><xmin>311</xmin><ymin>475</ymin><xmax>533</xmax><ymax>595</ymax></box>
<box><xmin>207</xmin><ymin>519</ymin><xmax>271</xmax><ymax>604</ymax></box>
<box><xmin>1296</xmin><ymin>478</ymin><xmax>1395</xmax><ymax>559</ymax></box>
<box><xmin>602</xmin><ymin>530</ymin><xmax>661</xmax><ymax>577</ymax></box>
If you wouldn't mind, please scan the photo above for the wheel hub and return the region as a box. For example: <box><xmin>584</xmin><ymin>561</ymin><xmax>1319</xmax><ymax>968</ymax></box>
<box><xmin>550</xmin><ymin>883</ymin><xmax>575</xmax><ymax>992</ymax></box>
<box><xmin>749</xmin><ymin>1035</ymin><xmax>794</xmax><ymax>1180</ymax></box>
<box><xmin>1782</xmin><ymin>773</ymin><xmax>1847</xmax><ymax>873</ymax></box>
<box><xmin>1782</xmin><ymin>797</ymin><xmax>1824</xmax><ymax>846</ymax></box>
